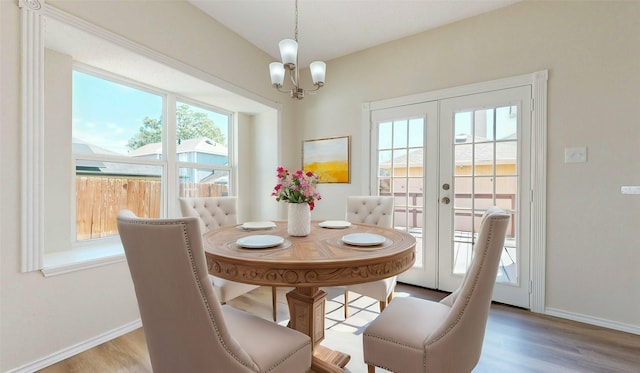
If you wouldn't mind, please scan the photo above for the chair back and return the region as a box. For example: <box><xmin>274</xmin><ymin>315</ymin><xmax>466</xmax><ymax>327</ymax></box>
<box><xmin>117</xmin><ymin>210</ymin><xmax>258</xmax><ymax>373</ymax></box>
<box><xmin>426</xmin><ymin>206</ymin><xmax>510</xmax><ymax>371</ymax></box>
<box><xmin>346</xmin><ymin>196</ymin><xmax>394</xmax><ymax>228</ymax></box>
<box><xmin>179</xmin><ymin>196</ymin><xmax>238</xmax><ymax>233</ymax></box>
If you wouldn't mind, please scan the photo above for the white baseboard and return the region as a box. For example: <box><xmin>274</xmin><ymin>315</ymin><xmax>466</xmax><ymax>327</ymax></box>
<box><xmin>545</xmin><ymin>307</ymin><xmax>640</xmax><ymax>335</ymax></box>
<box><xmin>7</xmin><ymin>319</ymin><xmax>142</xmax><ymax>373</ymax></box>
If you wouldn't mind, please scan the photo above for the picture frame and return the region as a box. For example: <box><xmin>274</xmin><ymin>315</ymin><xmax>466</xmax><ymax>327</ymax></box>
<box><xmin>302</xmin><ymin>136</ymin><xmax>350</xmax><ymax>183</ymax></box>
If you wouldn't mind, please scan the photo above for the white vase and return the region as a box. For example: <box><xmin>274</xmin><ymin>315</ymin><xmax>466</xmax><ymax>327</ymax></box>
<box><xmin>287</xmin><ymin>202</ymin><xmax>311</xmax><ymax>236</ymax></box>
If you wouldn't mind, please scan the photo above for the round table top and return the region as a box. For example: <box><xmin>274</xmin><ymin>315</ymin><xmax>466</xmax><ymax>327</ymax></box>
<box><xmin>203</xmin><ymin>221</ymin><xmax>416</xmax><ymax>287</ymax></box>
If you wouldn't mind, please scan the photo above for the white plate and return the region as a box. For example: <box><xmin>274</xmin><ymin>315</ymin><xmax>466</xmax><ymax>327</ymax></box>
<box><xmin>341</xmin><ymin>233</ymin><xmax>386</xmax><ymax>246</ymax></box>
<box><xmin>319</xmin><ymin>220</ymin><xmax>352</xmax><ymax>229</ymax></box>
<box><xmin>241</xmin><ymin>221</ymin><xmax>276</xmax><ymax>230</ymax></box>
<box><xmin>236</xmin><ymin>235</ymin><xmax>284</xmax><ymax>248</ymax></box>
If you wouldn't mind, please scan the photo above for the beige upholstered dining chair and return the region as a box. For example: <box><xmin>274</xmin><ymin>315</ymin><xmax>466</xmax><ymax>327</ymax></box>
<box><xmin>117</xmin><ymin>210</ymin><xmax>312</xmax><ymax>373</ymax></box>
<box><xmin>362</xmin><ymin>206</ymin><xmax>510</xmax><ymax>373</ymax></box>
<box><xmin>179</xmin><ymin>197</ymin><xmax>278</xmax><ymax>321</ymax></box>
<box><xmin>344</xmin><ymin>195</ymin><xmax>396</xmax><ymax>318</ymax></box>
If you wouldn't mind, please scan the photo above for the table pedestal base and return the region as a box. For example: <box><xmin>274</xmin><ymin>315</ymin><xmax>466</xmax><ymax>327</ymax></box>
<box><xmin>286</xmin><ymin>287</ymin><xmax>351</xmax><ymax>373</ymax></box>
<box><xmin>313</xmin><ymin>345</ymin><xmax>351</xmax><ymax>373</ymax></box>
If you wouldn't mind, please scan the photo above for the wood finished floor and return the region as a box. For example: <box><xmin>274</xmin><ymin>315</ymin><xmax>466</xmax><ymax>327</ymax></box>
<box><xmin>37</xmin><ymin>284</ymin><xmax>640</xmax><ymax>373</ymax></box>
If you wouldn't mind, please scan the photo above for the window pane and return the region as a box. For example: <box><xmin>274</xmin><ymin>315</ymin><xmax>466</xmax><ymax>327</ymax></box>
<box><xmin>179</xmin><ymin>167</ymin><xmax>229</xmax><ymax>197</ymax></box>
<box><xmin>176</xmin><ymin>102</ymin><xmax>229</xmax><ymax>165</ymax></box>
<box><xmin>72</xmin><ymin>70</ymin><xmax>163</xmax><ymax>156</ymax></box>
<box><xmin>75</xmin><ymin>161</ymin><xmax>162</xmax><ymax>241</ymax></box>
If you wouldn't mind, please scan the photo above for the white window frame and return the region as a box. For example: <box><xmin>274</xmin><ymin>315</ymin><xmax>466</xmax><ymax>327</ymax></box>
<box><xmin>20</xmin><ymin>1</ymin><xmax>246</xmax><ymax>276</ymax></box>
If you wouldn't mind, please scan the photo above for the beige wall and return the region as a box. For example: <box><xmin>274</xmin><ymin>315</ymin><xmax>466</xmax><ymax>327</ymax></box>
<box><xmin>0</xmin><ymin>0</ymin><xmax>291</xmax><ymax>370</ymax></box>
<box><xmin>1</xmin><ymin>0</ymin><xmax>639</xmax><ymax>371</ymax></box>
<box><xmin>305</xmin><ymin>0</ymin><xmax>639</xmax><ymax>328</ymax></box>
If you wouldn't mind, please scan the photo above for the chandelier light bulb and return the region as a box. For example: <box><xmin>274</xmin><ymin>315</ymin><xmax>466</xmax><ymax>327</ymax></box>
<box><xmin>309</xmin><ymin>61</ymin><xmax>326</xmax><ymax>86</ymax></box>
<box><xmin>279</xmin><ymin>39</ymin><xmax>298</xmax><ymax>69</ymax></box>
<box><xmin>269</xmin><ymin>62</ymin><xmax>285</xmax><ymax>87</ymax></box>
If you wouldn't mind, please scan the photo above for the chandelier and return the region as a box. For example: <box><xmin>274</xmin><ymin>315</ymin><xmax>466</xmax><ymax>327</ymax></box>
<box><xmin>269</xmin><ymin>0</ymin><xmax>326</xmax><ymax>100</ymax></box>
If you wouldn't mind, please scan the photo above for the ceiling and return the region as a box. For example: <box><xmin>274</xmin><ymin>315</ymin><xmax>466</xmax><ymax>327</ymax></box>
<box><xmin>189</xmin><ymin>0</ymin><xmax>520</xmax><ymax>67</ymax></box>
<box><xmin>45</xmin><ymin>1</ymin><xmax>520</xmax><ymax>114</ymax></box>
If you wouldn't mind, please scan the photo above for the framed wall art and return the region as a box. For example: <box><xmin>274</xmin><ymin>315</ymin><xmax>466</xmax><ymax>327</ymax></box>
<box><xmin>302</xmin><ymin>136</ymin><xmax>350</xmax><ymax>183</ymax></box>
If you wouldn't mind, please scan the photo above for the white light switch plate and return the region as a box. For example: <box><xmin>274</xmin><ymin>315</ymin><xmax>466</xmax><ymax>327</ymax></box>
<box><xmin>564</xmin><ymin>147</ymin><xmax>587</xmax><ymax>163</ymax></box>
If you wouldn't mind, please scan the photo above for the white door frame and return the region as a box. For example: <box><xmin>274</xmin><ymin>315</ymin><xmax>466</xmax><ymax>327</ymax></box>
<box><xmin>361</xmin><ymin>70</ymin><xmax>547</xmax><ymax>313</ymax></box>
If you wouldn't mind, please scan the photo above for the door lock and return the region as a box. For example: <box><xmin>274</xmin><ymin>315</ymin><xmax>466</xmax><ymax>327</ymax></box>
<box><xmin>442</xmin><ymin>183</ymin><xmax>450</xmax><ymax>190</ymax></box>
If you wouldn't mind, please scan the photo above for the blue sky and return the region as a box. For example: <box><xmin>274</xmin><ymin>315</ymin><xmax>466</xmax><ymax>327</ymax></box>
<box><xmin>72</xmin><ymin>70</ymin><xmax>229</xmax><ymax>155</ymax></box>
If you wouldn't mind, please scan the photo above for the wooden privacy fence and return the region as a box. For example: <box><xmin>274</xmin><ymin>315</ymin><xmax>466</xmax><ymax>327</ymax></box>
<box><xmin>76</xmin><ymin>176</ymin><xmax>161</xmax><ymax>240</ymax></box>
<box><xmin>76</xmin><ymin>175</ymin><xmax>228</xmax><ymax>240</ymax></box>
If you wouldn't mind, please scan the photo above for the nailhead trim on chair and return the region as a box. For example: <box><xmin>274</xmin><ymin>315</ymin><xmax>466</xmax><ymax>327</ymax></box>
<box><xmin>129</xmin><ymin>217</ymin><xmax>254</xmax><ymax>371</ymax></box>
<box><xmin>363</xmin><ymin>212</ymin><xmax>509</xmax><ymax>372</ymax></box>
<box><xmin>131</xmin><ymin>217</ymin><xmax>312</xmax><ymax>372</ymax></box>
<box><xmin>422</xmin><ymin>214</ymin><xmax>508</xmax><ymax>371</ymax></box>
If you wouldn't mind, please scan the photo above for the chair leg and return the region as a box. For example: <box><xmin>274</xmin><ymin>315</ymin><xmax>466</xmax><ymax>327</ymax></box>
<box><xmin>344</xmin><ymin>290</ymin><xmax>349</xmax><ymax>319</ymax></box>
<box><xmin>379</xmin><ymin>292</ymin><xmax>394</xmax><ymax>313</ymax></box>
<box><xmin>368</xmin><ymin>364</ymin><xmax>376</xmax><ymax>373</ymax></box>
<box><xmin>271</xmin><ymin>286</ymin><xmax>277</xmax><ymax>321</ymax></box>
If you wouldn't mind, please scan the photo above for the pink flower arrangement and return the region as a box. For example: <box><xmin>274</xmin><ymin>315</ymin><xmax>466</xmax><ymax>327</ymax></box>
<box><xmin>271</xmin><ymin>166</ymin><xmax>322</xmax><ymax>210</ymax></box>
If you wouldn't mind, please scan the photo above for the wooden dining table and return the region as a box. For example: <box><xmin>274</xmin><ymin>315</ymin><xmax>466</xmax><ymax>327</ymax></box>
<box><xmin>203</xmin><ymin>220</ymin><xmax>416</xmax><ymax>373</ymax></box>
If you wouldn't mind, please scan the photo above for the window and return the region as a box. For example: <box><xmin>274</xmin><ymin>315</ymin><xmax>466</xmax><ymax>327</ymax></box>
<box><xmin>175</xmin><ymin>100</ymin><xmax>232</xmax><ymax>198</ymax></box>
<box><xmin>72</xmin><ymin>70</ymin><xmax>164</xmax><ymax>241</ymax></box>
<box><xmin>71</xmin><ymin>69</ymin><xmax>234</xmax><ymax>243</ymax></box>
<box><xmin>24</xmin><ymin>6</ymin><xmax>278</xmax><ymax>274</ymax></box>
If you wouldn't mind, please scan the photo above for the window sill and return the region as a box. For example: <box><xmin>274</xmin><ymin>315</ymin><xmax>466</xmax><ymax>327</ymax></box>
<box><xmin>42</xmin><ymin>243</ymin><xmax>126</xmax><ymax>277</ymax></box>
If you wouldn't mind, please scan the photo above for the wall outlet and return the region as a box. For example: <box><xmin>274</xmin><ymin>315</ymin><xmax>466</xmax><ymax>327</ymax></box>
<box><xmin>621</xmin><ymin>186</ymin><xmax>640</xmax><ymax>195</ymax></box>
<box><xmin>564</xmin><ymin>147</ymin><xmax>587</xmax><ymax>163</ymax></box>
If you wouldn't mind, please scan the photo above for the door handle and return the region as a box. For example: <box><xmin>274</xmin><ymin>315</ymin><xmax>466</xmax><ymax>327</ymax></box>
<box><xmin>441</xmin><ymin>197</ymin><xmax>450</xmax><ymax>204</ymax></box>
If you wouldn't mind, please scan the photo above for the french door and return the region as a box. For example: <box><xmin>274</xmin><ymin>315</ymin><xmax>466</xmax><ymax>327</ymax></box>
<box><xmin>370</xmin><ymin>102</ymin><xmax>439</xmax><ymax>288</ymax></box>
<box><xmin>369</xmin><ymin>86</ymin><xmax>532</xmax><ymax>308</ymax></box>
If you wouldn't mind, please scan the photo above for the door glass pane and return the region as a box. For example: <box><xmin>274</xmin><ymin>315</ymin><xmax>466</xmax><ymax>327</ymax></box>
<box><xmin>475</xmin><ymin>108</ymin><xmax>494</xmax><ymax>141</ymax></box>
<box><xmin>452</xmin><ymin>105</ymin><xmax>519</xmax><ymax>284</ymax></box>
<box><xmin>376</xmin><ymin>117</ymin><xmax>425</xmax><ymax>269</ymax></box>
<box><xmin>378</xmin><ymin>150</ymin><xmax>392</xmax><ymax>176</ymax></box>
<box><xmin>496</xmin><ymin>106</ymin><xmax>517</xmax><ymax>140</ymax></box>
<box><xmin>474</xmin><ymin>143</ymin><xmax>495</xmax><ymax>175</ymax></box>
<box><xmin>453</xmin><ymin>210</ymin><xmax>473</xmax><ymax>275</ymax></box>
<box><xmin>454</xmin><ymin>112</ymin><xmax>472</xmax><ymax>137</ymax></box>
<box><xmin>454</xmin><ymin>144</ymin><xmax>472</xmax><ymax>176</ymax></box>
<box><xmin>393</xmin><ymin>120</ymin><xmax>408</xmax><ymax>148</ymax></box>
<box><xmin>378</xmin><ymin>122</ymin><xmax>392</xmax><ymax>149</ymax></box>
<box><xmin>392</xmin><ymin>149</ymin><xmax>408</xmax><ymax>176</ymax></box>
<box><xmin>408</xmin><ymin>118</ymin><xmax>424</xmax><ymax>147</ymax></box>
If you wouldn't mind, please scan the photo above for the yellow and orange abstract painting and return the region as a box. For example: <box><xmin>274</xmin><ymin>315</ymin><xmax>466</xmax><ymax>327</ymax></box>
<box><xmin>303</xmin><ymin>136</ymin><xmax>350</xmax><ymax>183</ymax></box>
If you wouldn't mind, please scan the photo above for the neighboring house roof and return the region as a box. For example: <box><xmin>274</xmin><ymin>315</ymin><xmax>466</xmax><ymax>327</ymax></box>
<box><xmin>72</xmin><ymin>138</ymin><xmax>160</xmax><ymax>177</ymax></box>
<box><xmin>127</xmin><ymin>137</ymin><xmax>228</xmax><ymax>157</ymax></box>
<box><xmin>379</xmin><ymin>133</ymin><xmax>518</xmax><ymax>168</ymax></box>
